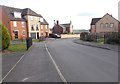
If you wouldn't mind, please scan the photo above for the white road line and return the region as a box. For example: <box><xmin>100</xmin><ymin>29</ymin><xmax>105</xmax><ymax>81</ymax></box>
<box><xmin>0</xmin><ymin>54</ymin><xmax>25</xmax><ymax>83</ymax></box>
<box><xmin>0</xmin><ymin>46</ymin><xmax>33</xmax><ymax>83</ymax></box>
<box><xmin>21</xmin><ymin>77</ymin><xmax>29</xmax><ymax>82</ymax></box>
<box><xmin>45</xmin><ymin>44</ymin><xmax>68</xmax><ymax>84</ymax></box>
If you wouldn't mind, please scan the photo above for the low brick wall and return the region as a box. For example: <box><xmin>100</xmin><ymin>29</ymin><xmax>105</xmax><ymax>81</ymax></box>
<box><xmin>61</xmin><ymin>34</ymin><xmax>80</xmax><ymax>38</ymax></box>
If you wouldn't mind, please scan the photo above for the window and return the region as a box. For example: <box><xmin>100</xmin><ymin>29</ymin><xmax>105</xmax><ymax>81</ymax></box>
<box><xmin>21</xmin><ymin>22</ymin><xmax>25</xmax><ymax>27</ymax></box>
<box><xmin>105</xmin><ymin>23</ymin><xmax>109</xmax><ymax>28</ymax></box>
<box><xmin>100</xmin><ymin>23</ymin><xmax>104</xmax><ymax>28</ymax></box>
<box><xmin>40</xmin><ymin>18</ymin><xmax>44</xmax><ymax>22</ymax></box>
<box><xmin>35</xmin><ymin>17</ymin><xmax>38</xmax><ymax>21</ymax></box>
<box><xmin>13</xmin><ymin>21</ymin><xmax>17</xmax><ymax>27</ymax></box>
<box><xmin>22</xmin><ymin>31</ymin><xmax>26</xmax><ymax>35</ymax></box>
<box><xmin>41</xmin><ymin>25</ymin><xmax>43</xmax><ymax>29</ymax></box>
<box><xmin>30</xmin><ymin>16</ymin><xmax>33</xmax><ymax>20</ymax></box>
<box><xmin>14</xmin><ymin>12</ymin><xmax>21</xmax><ymax>18</ymax></box>
<box><xmin>110</xmin><ymin>23</ymin><xmax>114</xmax><ymax>28</ymax></box>
<box><xmin>31</xmin><ymin>25</ymin><xmax>34</xmax><ymax>31</ymax></box>
<box><xmin>36</xmin><ymin>25</ymin><xmax>39</xmax><ymax>30</ymax></box>
<box><xmin>46</xmin><ymin>25</ymin><xmax>48</xmax><ymax>29</ymax></box>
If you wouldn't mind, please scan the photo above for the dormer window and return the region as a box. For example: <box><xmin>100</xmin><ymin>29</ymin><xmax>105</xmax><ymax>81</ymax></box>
<box><xmin>40</xmin><ymin>18</ymin><xmax>44</xmax><ymax>22</ymax></box>
<box><xmin>30</xmin><ymin>16</ymin><xmax>33</xmax><ymax>20</ymax></box>
<box><xmin>14</xmin><ymin>12</ymin><xmax>21</xmax><ymax>18</ymax></box>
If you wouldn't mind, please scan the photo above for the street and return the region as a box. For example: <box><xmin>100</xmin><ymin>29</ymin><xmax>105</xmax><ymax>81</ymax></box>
<box><xmin>2</xmin><ymin>38</ymin><xmax>118</xmax><ymax>82</ymax></box>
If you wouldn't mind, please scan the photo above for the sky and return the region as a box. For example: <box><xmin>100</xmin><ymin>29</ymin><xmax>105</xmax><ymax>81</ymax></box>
<box><xmin>0</xmin><ymin>0</ymin><xmax>119</xmax><ymax>30</ymax></box>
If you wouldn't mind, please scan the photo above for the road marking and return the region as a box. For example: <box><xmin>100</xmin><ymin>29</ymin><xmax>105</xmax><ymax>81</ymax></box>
<box><xmin>0</xmin><ymin>54</ymin><xmax>25</xmax><ymax>83</ymax></box>
<box><xmin>0</xmin><ymin>46</ymin><xmax>33</xmax><ymax>83</ymax></box>
<box><xmin>21</xmin><ymin>77</ymin><xmax>29</xmax><ymax>82</ymax></box>
<box><xmin>45</xmin><ymin>44</ymin><xmax>68</xmax><ymax>84</ymax></box>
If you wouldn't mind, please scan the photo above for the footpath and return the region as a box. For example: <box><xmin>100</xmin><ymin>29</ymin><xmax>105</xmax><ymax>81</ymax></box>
<box><xmin>74</xmin><ymin>39</ymin><xmax>119</xmax><ymax>52</ymax></box>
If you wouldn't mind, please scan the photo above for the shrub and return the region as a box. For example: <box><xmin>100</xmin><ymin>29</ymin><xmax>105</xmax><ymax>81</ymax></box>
<box><xmin>105</xmin><ymin>33</ymin><xmax>120</xmax><ymax>44</ymax></box>
<box><xmin>80</xmin><ymin>32</ymin><xmax>88</xmax><ymax>41</ymax></box>
<box><xmin>0</xmin><ymin>23</ymin><xmax>10</xmax><ymax>50</ymax></box>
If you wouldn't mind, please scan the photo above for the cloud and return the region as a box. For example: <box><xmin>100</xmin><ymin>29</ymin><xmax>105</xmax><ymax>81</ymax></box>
<box><xmin>77</xmin><ymin>12</ymin><xmax>96</xmax><ymax>17</ymax></box>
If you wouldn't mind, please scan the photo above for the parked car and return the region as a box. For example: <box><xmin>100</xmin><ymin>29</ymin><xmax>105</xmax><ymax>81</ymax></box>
<box><xmin>49</xmin><ymin>33</ymin><xmax>61</xmax><ymax>38</ymax></box>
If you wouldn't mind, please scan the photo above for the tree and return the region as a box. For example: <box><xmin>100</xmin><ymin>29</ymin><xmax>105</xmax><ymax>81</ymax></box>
<box><xmin>0</xmin><ymin>23</ymin><xmax>10</xmax><ymax>50</ymax></box>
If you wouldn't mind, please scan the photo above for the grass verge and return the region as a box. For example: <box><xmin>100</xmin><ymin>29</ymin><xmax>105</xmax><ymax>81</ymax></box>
<box><xmin>8</xmin><ymin>44</ymin><xmax>26</xmax><ymax>52</ymax></box>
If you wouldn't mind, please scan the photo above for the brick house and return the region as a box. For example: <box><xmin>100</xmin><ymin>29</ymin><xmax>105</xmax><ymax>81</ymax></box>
<box><xmin>90</xmin><ymin>13</ymin><xmax>120</xmax><ymax>33</ymax></box>
<box><xmin>0</xmin><ymin>5</ymin><xmax>49</xmax><ymax>40</ymax></box>
<box><xmin>0</xmin><ymin>5</ymin><xmax>28</xmax><ymax>40</ymax></box>
<box><xmin>40</xmin><ymin>16</ymin><xmax>49</xmax><ymax>37</ymax></box>
<box><xmin>23</xmin><ymin>8</ymin><xmax>42</xmax><ymax>39</ymax></box>
<box><xmin>52</xmin><ymin>20</ymin><xmax>73</xmax><ymax>34</ymax></box>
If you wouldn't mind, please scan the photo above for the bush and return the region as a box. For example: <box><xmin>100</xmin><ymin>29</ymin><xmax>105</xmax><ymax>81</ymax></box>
<box><xmin>80</xmin><ymin>32</ymin><xmax>95</xmax><ymax>42</ymax></box>
<box><xmin>0</xmin><ymin>23</ymin><xmax>10</xmax><ymax>50</ymax></box>
<box><xmin>105</xmin><ymin>33</ymin><xmax>120</xmax><ymax>44</ymax></box>
<box><xmin>80</xmin><ymin>32</ymin><xmax>88</xmax><ymax>41</ymax></box>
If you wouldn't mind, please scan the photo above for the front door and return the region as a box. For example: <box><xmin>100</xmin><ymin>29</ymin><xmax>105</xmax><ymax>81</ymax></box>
<box><xmin>14</xmin><ymin>31</ymin><xmax>18</xmax><ymax>39</ymax></box>
<box><xmin>46</xmin><ymin>32</ymin><xmax>48</xmax><ymax>37</ymax></box>
<box><xmin>37</xmin><ymin>32</ymin><xmax>39</xmax><ymax>39</ymax></box>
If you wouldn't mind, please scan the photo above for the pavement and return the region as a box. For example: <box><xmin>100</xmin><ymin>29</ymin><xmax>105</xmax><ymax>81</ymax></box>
<box><xmin>2</xmin><ymin>52</ymin><xmax>25</xmax><ymax>78</ymax></box>
<box><xmin>74</xmin><ymin>39</ymin><xmax>119</xmax><ymax>52</ymax></box>
<box><xmin>2</xmin><ymin>42</ymin><xmax>62</xmax><ymax>82</ymax></box>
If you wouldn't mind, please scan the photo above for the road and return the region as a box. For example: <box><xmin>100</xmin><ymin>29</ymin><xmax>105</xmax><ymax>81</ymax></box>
<box><xmin>2</xmin><ymin>38</ymin><xmax>118</xmax><ymax>82</ymax></box>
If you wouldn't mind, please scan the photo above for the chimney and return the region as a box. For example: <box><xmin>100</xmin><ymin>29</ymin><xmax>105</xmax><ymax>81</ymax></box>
<box><xmin>54</xmin><ymin>20</ymin><xmax>55</xmax><ymax>25</ymax></box>
<box><xmin>56</xmin><ymin>20</ymin><xmax>59</xmax><ymax>25</ymax></box>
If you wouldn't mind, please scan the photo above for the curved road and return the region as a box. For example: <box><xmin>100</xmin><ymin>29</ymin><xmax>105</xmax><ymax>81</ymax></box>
<box><xmin>3</xmin><ymin>38</ymin><xmax>118</xmax><ymax>82</ymax></box>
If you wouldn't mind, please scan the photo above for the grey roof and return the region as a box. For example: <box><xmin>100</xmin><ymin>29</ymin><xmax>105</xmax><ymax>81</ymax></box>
<box><xmin>41</xmin><ymin>19</ymin><xmax>49</xmax><ymax>25</ymax></box>
<box><xmin>91</xmin><ymin>18</ymin><xmax>101</xmax><ymax>25</ymax></box>
<box><xmin>60</xmin><ymin>23</ymin><xmax>71</xmax><ymax>28</ymax></box>
<box><xmin>2</xmin><ymin>5</ymin><xmax>26</xmax><ymax>21</ymax></box>
<box><xmin>1</xmin><ymin>5</ymin><xmax>41</xmax><ymax>21</ymax></box>
<box><xmin>22</xmin><ymin>8</ymin><xmax>41</xmax><ymax>17</ymax></box>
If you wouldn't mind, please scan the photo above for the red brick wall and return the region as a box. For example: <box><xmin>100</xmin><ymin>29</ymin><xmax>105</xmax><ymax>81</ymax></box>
<box><xmin>52</xmin><ymin>25</ymin><xmax>63</xmax><ymax>34</ymax></box>
<box><xmin>40</xmin><ymin>25</ymin><xmax>49</xmax><ymax>36</ymax></box>
<box><xmin>10</xmin><ymin>21</ymin><xmax>28</xmax><ymax>40</ymax></box>
<box><xmin>0</xmin><ymin>7</ymin><xmax>11</xmax><ymax>38</ymax></box>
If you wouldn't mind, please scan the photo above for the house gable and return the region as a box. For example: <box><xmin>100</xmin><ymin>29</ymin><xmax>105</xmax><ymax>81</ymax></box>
<box><xmin>95</xmin><ymin>13</ymin><xmax>120</xmax><ymax>33</ymax></box>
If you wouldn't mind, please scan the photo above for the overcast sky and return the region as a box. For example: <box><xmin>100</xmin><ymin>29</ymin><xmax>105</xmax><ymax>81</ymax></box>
<box><xmin>0</xmin><ymin>0</ymin><xmax>119</xmax><ymax>30</ymax></box>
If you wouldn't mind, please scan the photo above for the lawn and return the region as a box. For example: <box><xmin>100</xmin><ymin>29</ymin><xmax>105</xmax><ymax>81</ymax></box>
<box><xmin>8</xmin><ymin>44</ymin><xmax>27</xmax><ymax>52</ymax></box>
<box><xmin>32</xmin><ymin>39</ymin><xmax>39</xmax><ymax>42</ymax></box>
<box><xmin>32</xmin><ymin>39</ymin><xmax>44</xmax><ymax>42</ymax></box>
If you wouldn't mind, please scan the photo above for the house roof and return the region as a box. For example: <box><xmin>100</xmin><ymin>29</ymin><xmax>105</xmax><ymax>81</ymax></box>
<box><xmin>22</xmin><ymin>8</ymin><xmax>41</xmax><ymax>17</ymax></box>
<box><xmin>1</xmin><ymin>5</ymin><xmax>42</xmax><ymax>21</ymax></box>
<box><xmin>2</xmin><ymin>5</ymin><xmax>26</xmax><ymax>21</ymax></box>
<box><xmin>41</xmin><ymin>19</ymin><xmax>49</xmax><ymax>25</ymax></box>
<box><xmin>60</xmin><ymin>23</ymin><xmax>71</xmax><ymax>28</ymax></box>
<box><xmin>91</xmin><ymin>18</ymin><xmax>101</xmax><ymax>25</ymax></box>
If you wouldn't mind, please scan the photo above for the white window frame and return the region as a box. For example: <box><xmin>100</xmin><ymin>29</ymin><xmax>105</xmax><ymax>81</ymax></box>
<box><xmin>40</xmin><ymin>18</ymin><xmax>44</xmax><ymax>22</ymax></box>
<box><xmin>35</xmin><ymin>17</ymin><xmax>38</xmax><ymax>21</ymax></box>
<box><xmin>41</xmin><ymin>25</ymin><xmax>43</xmax><ymax>29</ymax></box>
<box><xmin>13</xmin><ymin>21</ymin><xmax>17</xmax><ymax>27</ymax></box>
<box><xmin>21</xmin><ymin>22</ymin><xmax>25</xmax><ymax>28</ymax></box>
<box><xmin>36</xmin><ymin>25</ymin><xmax>39</xmax><ymax>31</ymax></box>
<box><xmin>46</xmin><ymin>25</ymin><xmax>48</xmax><ymax>29</ymax></box>
<box><xmin>30</xmin><ymin>16</ymin><xmax>34</xmax><ymax>20</ymax></box>
<box><xmin>110</xmin><ymin>23</ymin><xmax>114</xmax><ymax>28</ymax></box>
<box><xmin>14</xmin><ymin>12</ymin><xmax>21</xmax><ymax>18</ymax></box>
<box><xmin>105</xmin><ymin>23</ymin><xmax>109</xmax><ymax>28</ymax></box>
<box><xmin>22</xmin><ymin>30</ymin><xmax>26</xmax><ymax>36</ymax></box>
<box><xmin>100</xmin><ymin>23</ymin><xmax>104</xmax><ymax>28</ymax></box>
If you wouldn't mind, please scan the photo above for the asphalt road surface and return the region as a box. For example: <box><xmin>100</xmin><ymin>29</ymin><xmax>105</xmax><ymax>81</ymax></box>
<box><xmin>2</xmin><ymin>38</ymin><xmax>118</xmax><ymax>82</ymax></box>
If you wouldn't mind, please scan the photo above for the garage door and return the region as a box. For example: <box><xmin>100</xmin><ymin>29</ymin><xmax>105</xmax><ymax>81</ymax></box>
<box><xmin>30</xmin><ymin>33</ymin><xmax>36</xmax><ymax>39</ymax></box>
